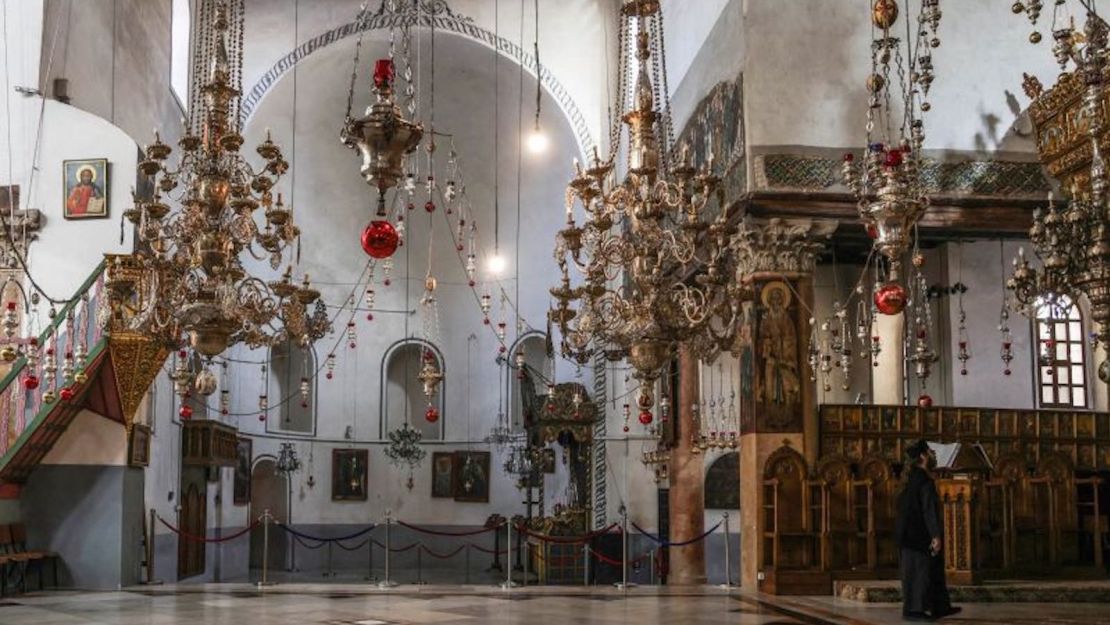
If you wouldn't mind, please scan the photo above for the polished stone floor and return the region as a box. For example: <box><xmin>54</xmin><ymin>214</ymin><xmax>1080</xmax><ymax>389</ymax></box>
<box><xmin>0</xmin><ymin>585</ymin><xmax>1108</xmax><ymax>625</ymax></box>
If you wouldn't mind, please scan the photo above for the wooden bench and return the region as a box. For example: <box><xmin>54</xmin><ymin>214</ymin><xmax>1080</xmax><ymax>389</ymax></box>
<box><xmin>0</xmin><ymin>523</ymin><xmax>58</xmax><ymax>594</ymax></box>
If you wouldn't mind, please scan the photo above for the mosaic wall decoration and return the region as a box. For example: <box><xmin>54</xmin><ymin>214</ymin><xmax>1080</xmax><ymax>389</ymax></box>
<box><xmin>674</xmin><ymin>72</ymin><xmax>745</xmax><ymax>219</ymax></box>
<box><xmin>755</xmin><ymin>154</ymin><xmax>1051</xmax><ymax>198</ymax></box>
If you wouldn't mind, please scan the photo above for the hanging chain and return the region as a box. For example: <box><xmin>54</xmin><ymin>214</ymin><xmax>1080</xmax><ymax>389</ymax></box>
<box><xmin>344</xmin><ymin>1</ymin><xmax>372</xmax><ymax>122</ymax></box>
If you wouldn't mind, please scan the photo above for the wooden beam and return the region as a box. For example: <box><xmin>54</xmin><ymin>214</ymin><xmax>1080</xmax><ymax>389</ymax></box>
<box><xmin>735</xmin><ymin>191</ymin><xmax>1039</xmax><ymax>238</ymax></box>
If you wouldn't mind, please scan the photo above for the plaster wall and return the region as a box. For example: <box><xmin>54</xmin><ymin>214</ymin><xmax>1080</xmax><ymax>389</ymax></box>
<box><xmin>40</xmin><ymin>409</ymin><xmax>128</xmax><ymax>466</ymax></box>
<box><xmin>945</xmin><ymin>240</ymin><xmax>1036</xmax><ymax>409</ymax></box>
<box><xmin>0</xmin><ymin>0</ymin><xmax>44</xmax><ymax>196</ymax></box>
<box><xmin>40</xmin><ymin>0</ymin><xmax>184</xmax><ymax>147</ymax></box>
<box><xmin>742</xmin><ymin>0</ymin><xmax>1058</xmax><ymax>153</ymax></box>
<box><xmin>24</xmin><ymin>100</ymin><xmax>136</xmax><ymax>315</ymax></box>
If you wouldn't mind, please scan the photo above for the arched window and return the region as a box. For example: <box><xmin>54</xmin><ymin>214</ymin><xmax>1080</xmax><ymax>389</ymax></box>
<box><xmin>507</xmin><ymin>333</ymin><xmax>552</xmax><ymax>431</ymax></box>
<box><xmin>1034</xmin><ymin>296</ymin><xmax>1089</xmax><ymax>409</ymax></box>
<box><xmin>268</xmin><ymin>339</ymin><xmax>316</xmax><ymax>435</ymax></box>
<box><xmin>381</xmin><ymin>339</ymin><xmax>445</xmax><ymax>441</ymax></box>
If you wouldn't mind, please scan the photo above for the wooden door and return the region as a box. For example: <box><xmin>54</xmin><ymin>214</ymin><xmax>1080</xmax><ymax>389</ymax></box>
<box><xmin>177</xmin><ymin>481</ymin><xmax>207</xmax><ymax>579</ymax></box>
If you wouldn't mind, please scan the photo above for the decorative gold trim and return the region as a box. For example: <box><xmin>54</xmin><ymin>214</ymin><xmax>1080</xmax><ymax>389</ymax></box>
<box><xmin>108</xmin><ymin>331</ymin><xmax>169</xmax><ymax>432</ymax></box>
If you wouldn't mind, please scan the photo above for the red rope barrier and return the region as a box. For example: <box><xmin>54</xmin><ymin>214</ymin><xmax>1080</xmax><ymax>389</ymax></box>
<box><xmin>157</xmin><ymin>516</ymin><xmax>259</xmax><ymax>544</ymax></box>
<box><xmin>515</xmin><ymin>523</ymin><xmax>619</xmax><ymax>544</ymax></box>
<box><xmin>467</xmin><ymin>543</ymin><xmax>509</xmax><ymax>555</ymax></box>
<box><xmin>586</xmin><ymin>546</ymin><xmax>654</xmax><ymax>567</ymax></box>
<box><xmin>397</xmin><ymin>520</ymin><xmax>505</xmax><ymax>537</ymax></box>
<box><xmin>420</xmin><ymin>543</ymin><xmax>468</xmax><ymax>559</ymax></box>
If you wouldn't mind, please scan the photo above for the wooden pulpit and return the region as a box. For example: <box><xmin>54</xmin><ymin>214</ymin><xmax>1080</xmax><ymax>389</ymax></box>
<box><xmin>934</xmin><ymin>441</ymin><xmax>991</xmax><ymax>586</ymax></box>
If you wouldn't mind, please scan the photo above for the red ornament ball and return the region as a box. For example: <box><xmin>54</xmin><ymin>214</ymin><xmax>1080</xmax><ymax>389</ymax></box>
<box><xmin>638</xmin><ymin>410</ymin><xmax>653</xmax><ymax>425</ymax></box>
<box><xmin>623</xmin><ymin>425</ymin><xmax>630</xmax><ymax>433</ymax></box>
<box><xmin>883</xmin><ymin>148</ymin><xmax>904</xmax><ymax>168</ymax></box>
<box><xmin>424</xmin><ymin>200</ymin><xmax>436</xmax><ymax>213</ymax></box>
<box><xmin>874</xmin><ymin>282</ymin><xmax>908</xmax><ymax>315</ymax></box>
<box><xmin>326</xmin><ymin>372</ymin><xmax>334</xmax><ymax>380</ymax></box>
<box><xmin>179</xmin><ymin>404</ymin><xmax>193</xmax><ymax>419</ymax></box>
<box><xmin>59</xmin><ymin>387</ymin><xmax>74</xmax><ymax>402</ymax></box>
<box><xmin>360</xmin><ymin>220</ymin><xmax>400</xmax><ymax>259</ymax></box>
<box><xmin>23</xmin><ymin>375</ymin><xmax>38</xmax><ymax>390</ymax></box>
<box><xmin>367</xmin><ymin>313</ymin><xmax>374</xmax><ymax>321</ymax></box>
<box><xmin>425</xmin><ymin>406</ymin><xmax>440</xmax><ymax>423</ymax></box>
<box><xmin>917</xmin><ymin>394</ymin><xmax>933</xmax><ymax>408</ymax></box>
<box><xmin>865</xmin><ymin>224</ymin><xmax>878</xmax><ymax>239</ymax></box>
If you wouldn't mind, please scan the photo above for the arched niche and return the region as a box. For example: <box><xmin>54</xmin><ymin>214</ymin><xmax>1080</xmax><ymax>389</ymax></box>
<box><xmin>380</xmin><ymin>338</ymin><xmax>446</xmax><ymax>441</ymax></box>
<box><xmin>506</xmin><ymin>331</ymin><xmax>551</xmax><ymax>431</ymax></box>
<box><xmin>267</xmin><ymin>339</ymin><xmax>317</xmax><ymax>436</ymax></box>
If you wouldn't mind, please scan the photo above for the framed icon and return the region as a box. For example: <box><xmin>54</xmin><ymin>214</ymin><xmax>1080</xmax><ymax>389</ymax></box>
<box><xmin>63</xmin><ymin>158</ymin><xmax>109</xmax><ymax>219</ymax></box>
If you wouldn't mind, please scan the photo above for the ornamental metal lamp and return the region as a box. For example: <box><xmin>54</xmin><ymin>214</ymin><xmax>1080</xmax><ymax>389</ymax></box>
<box><xmin>549</xmin><ymin>0</ymin><xmax>736</xmax><ymax>426</ymax></box>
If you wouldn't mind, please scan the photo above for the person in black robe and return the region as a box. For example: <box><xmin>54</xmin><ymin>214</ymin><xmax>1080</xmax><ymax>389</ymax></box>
<box><xmin>896</xmin><ymin>439</ymin><xmax>960</xmax><ymax>621</ymax></box>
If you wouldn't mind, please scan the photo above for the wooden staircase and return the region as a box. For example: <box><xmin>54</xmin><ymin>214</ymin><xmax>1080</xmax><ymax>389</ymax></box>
<box><xmin>0</xmin><ymin>263</ymin><xmax>129</xmax><ymax>484</ymax></box>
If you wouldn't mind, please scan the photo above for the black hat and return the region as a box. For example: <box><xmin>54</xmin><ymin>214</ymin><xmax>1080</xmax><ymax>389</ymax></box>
<box><xmin>906</xmin><ymin>439</ymin><xmax>930</xmax><ymax>460</ymax></box>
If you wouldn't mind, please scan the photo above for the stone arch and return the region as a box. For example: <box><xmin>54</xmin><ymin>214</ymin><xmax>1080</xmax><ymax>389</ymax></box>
<box><xmin>240</xmin><ymin>5</ymin><xmax>596</xmax><ymax>158</ymax></box>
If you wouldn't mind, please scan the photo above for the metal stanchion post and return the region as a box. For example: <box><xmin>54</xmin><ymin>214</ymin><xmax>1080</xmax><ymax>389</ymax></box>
<box><xmin>583</xmin><ymin>543</ymin><xmax>589</xmax><ymax>587</ymax></box>
<box><xmin>365</xmin><ymin>534</ymin><xmax>374</xmax><ymax>581</ymax></box>
<box><xmin>614</xmin><ymin>506</ymin><xmax>636</xmax><ymax>590</ymax></box>
<box><xmin>325</xmin><ymin>540</ymin><xmax>334</xmax><ymax>578</ymax></box>
<box><xmin>141</xmin><ymin>508</ymin><xmax>163</xmax><ymax>585</ymax></box>
<box><xmin>649</xmin><ymin>547</ymin><xmax>655</xmax><ymax>586</ymax></box>
<box><xmin>719</xmin><ymin>511</ymin><xmax>735</xmax><ymax>589</ymax></box>
<box><xmin>257</xmin><ymin>510</ymin><xmax>276</xmax><ymax>587</ymax></box>
<box><xmin>377</xmin><ymin>510</ymin><xmax>399</xmax><ymax>589</ymax></box>
<box><xmin>415</xmin><ymin>546</ymin><xmax>426</xmax><ymax>585</ymax></box>
<box><xmin>465</xmin><ymin>543</ymin><xmax>471</xmax><ymax>585</ymax></box>
<box><xmin>499</xmin><ymin>521</ymin><xmax>518</xmax><ymax>589</ymax></box>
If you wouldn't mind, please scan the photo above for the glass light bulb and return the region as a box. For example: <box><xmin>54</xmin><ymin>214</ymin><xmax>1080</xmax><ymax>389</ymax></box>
<box><xmin>526</xmin><ymin>127</ymin><xmax>549</xmax><ymax>154</ymax></box>
<box><xmin>487</xmin><ymin>254</ymin><xmax>507</xmax><ymax>274</ymax></box>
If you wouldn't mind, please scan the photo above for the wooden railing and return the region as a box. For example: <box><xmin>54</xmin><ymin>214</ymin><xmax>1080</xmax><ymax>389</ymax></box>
<box><xmin>0</xmin><ymin>263</ymin><xmax>106</xmax><ymax>458</ymax></box>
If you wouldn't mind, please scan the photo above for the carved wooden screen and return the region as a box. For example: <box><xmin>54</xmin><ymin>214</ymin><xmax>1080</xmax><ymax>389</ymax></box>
<box><xmin>762</xmin><ymin>446</ymin><xmax>814</xmax><ymax>570</ymax></box>
<box><xmin>815</xmin><ymin>456</ymin><xmax>855</xmax><ymax>571</ymax></box>
<box><xmin>860</xmin><ymin>456</ymin><xmax>897</xmax><ymax>570</ymax></box>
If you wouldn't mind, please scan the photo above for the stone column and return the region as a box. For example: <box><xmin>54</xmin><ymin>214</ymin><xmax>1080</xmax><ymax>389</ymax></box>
<box><xmin>668</xmin><ymin>344</ymin><xmax>705</xmax><ymax>584</ymax></box>
<box><xmin>872</xmin><ymin>312</ymin><xmax>905</xmax><ymax>405</ymax></box>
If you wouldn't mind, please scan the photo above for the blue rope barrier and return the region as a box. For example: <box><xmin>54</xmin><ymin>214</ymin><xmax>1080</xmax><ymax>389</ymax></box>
<box><xmin>276</xmin><ymin>522</ymin><xmax>376</xmax><ymax>543</ymax></box>
<box><xmin>630</xmin><ymin>520</ymin><xmax>722</xmax><ymax>547</ymax></box>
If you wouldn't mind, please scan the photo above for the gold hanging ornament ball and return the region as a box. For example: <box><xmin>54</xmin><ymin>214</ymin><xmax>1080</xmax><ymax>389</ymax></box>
<box><xmin>872</xmin><ymin>0</ymin><xmax>899</xmax><ymax>29</ymax></box>
<box><xmin>912</xmin><ymin>253</ymin><xmax>926</xmax><ymax>268</ymax></box>
<box><xmin>1030</xmin><ymin>31</ymin><xmax>1042</xmax><ymax>44</ymax></box>
<box><xmin>0</xmin><ymin>346</ymin><xmax>16</xmax><ymax>363</ymax></box>
<box><xmin>1011</xmin><ymin>2</ymin><xmax>1025</xmax><ymax>14</ymax></box>
<box><xmin>866</xmin><ymin>73</ymin><xmax>886</xmax><ymax>94</ymax></box>
<box><xmin>74</xmin><ymin>371</ymin><xmax>88</xmax><ymax>385</ymax></box>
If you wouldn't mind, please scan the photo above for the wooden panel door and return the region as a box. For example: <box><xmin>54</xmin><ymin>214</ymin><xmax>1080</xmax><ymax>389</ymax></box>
<box><xmin>177</xmin><ymin>481</ymin><xmax>207</xmax><ymax>579</ymax></box>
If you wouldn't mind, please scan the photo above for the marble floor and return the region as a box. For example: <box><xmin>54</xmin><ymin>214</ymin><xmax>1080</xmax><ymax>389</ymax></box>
<box><xmin>0</xmin><ymin>585</ymin><xmax>1107</xmax><ymax>625</ymax></box>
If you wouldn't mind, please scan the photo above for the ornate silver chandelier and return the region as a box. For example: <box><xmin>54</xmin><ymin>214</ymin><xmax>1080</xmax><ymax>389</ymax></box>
<box><xmin>549</xmin><ymin>0</ymin><xmax>736</xmax><ymax>425</ymax></box>
<box><xmin>125</xmin><ymin>0</ymin><xmax>328</xmax><ymax>361</ymax></box>
<box><xmin>842</xmin><ymin>0</ymin><xmax>942</xmax><ymax>314</ymax></box>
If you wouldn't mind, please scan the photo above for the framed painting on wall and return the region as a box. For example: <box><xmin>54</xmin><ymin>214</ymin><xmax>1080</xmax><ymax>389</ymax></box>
<box><xmin>332</xmin><ymin>448</ymin><xmax>368</xmax><ymax>501</ymax></box>
<box><xmin>128</xmin><ymin>424</ymin><xmax>151</xmax><ymax>467</ymax></box>
<box><xmin>63</xmin><ymin>158</ymin><xmax>109</xmax><ymax>219</ymax></box>
<box><xmin>233</xmin><ymin>437</ymin><xmax>252</xmax><ymax>505</ymax></box>
<box><xmin>431</xmin><ymin>452</ymin><xmax>454</xmax><ymax>498</ymax></box>
<box><xmin>453</xmin><ymin>451</ymin><xmax>490</xmax><ymax>503</ymax></box>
